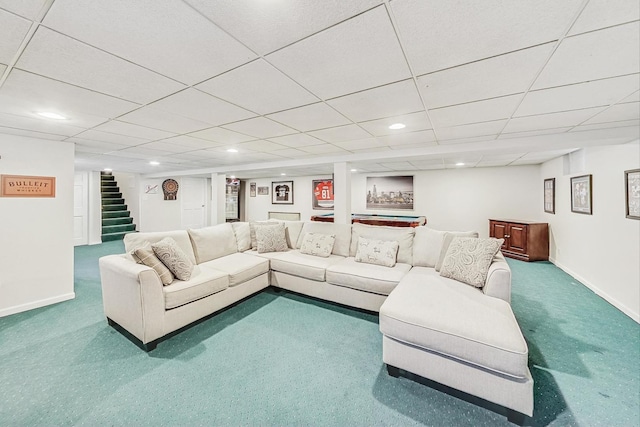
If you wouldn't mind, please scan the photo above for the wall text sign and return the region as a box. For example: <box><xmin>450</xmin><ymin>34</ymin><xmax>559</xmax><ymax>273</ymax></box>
<box><xmin>0</xmin><ymin>175</ymin><xmax>56</xmax><ymax>198</ymax></box>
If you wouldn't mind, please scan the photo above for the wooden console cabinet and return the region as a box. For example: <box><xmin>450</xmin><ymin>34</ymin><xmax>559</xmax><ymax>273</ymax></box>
<box><xmin>489</xmin><ymin>219</ymin><xmax>549</xmax><ymax>262</ymax></box>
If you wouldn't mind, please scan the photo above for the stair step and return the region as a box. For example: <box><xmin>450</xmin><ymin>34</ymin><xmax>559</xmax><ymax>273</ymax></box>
<box><xmin>100</xmin><ymin>175</ymin><xmax>115</xmax><ymax>182</ymax></box>
<box><xmin>102</xmin><ymin>217</ymin><xmax>133</xmax><ymax>226</ymax></box>
<box><xmin>102</xmin><ymin>198</ymin><xmax>125</xmax><ymax>205</ymax></box>
<box><xmin>101</xmin><ymin>192</ymin><xmax>123</xmax><ymax>199</ymax></box>
<box><xmin>101</xmin><ymin>180</ymin><xmax>117</xmax><ymax>187</ymax></box>
<box><xmin>102</xmin><ymin>204</ymin><xmax>128</xmax><ymax>212</ymax></box>
<box><xmin>102</xmin><ymin>224</ymin><xmax>136</xmax><ymax>234</ymax></box>
<box><xmin>101</xmin><ymin>231</ymin><xmax>136</xmax><ymax>242</ymax></box>
<box><xmin>102</xmin><ymin>210</ymin><xmax>131</xmax><ymax>219</ymax></box>
<box><xmin>101</xmin><ymin>186</ymin><xmax>120</xmax><ymax>192</ymax></box>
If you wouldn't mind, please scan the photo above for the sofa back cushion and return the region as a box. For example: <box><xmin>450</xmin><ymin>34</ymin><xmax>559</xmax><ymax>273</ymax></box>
<box><xmin>349</xmin><ymin>223</ymin><xmax>415</xmax><ymax>265</ymax></box>
<box><xmin>413</xmin><ymin>227</ymin><xmax>446</xmax><ymax>268</ymax></box>
<box><xmin>188</xmin><ymin>223</ymin><xmax>238</xmax><ymax>264</ymax></box>
<box><xmin>231</xmin><ymin>222</ymin><xmax>251</xmax><ymax>252</ymax></box>
<box><xmin>124</xmin><ymin>230</ymin><xmax>196</xmax><ymax>265</ymax></box>
<box><xmin>296</xmin><ymin>222</ymin><xmax>352</xmax><ymax>257</ymax></box>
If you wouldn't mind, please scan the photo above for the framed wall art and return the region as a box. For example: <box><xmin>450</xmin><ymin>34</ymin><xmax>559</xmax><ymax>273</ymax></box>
<box><xmin>625</xmin><ymin>169</ymin><xmax>640</xmax><ymax>220</ymax></box>
<box><xmin>570</xmin><ymin>174</ymin><xmax>592</xmax><ymax>215</ymax></box>
<box><xmin>272</xmin><ymin>180</ymin><xmax>293</xmax><ymax>204</ymax></box>
<box><xmin>257</xmin><ymin>186</ymin><xmax>269</xmax><ymax>196</ymax></box>
<box><xmin>0</xmin><ymin>174</ymin><xmax>56</xmax><ymax>198</ymax></box>
<box><xmin>249</xmin><ymin>182</ymin><xmax>256</xmax><ymax>197</ymax></box>
<box><xmin>544</xmin><ymin>178</ymin><xmax>555</xmax><ymax>214</ymax></box>
<box><xmin>312</xmin><ymin>179</ymin><xmax>334</xmax><ymax>210</ymax></box>
<box><xmin>366</xmin><ymin>176</ymin><xmax>413</xmax><ymax>210</ymax></box>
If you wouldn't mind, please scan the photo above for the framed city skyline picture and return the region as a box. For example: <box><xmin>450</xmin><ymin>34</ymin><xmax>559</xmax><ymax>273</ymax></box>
<box><xmin>366</xmin><ymin>176</ymin><xmax>413</xmax><ymax>210</ymax></box>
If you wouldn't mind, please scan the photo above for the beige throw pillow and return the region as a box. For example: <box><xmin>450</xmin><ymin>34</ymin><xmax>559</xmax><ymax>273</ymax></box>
<box><xmin>435</xmin><ymin>231</ymin><xmax>479</xmax><ymax>272</ymax></box>
<box><xmin>354</xmin><ymin>237</ymin><xmax>399</xmax><ymax>268</ymax></box>
<box><xmin>152</xmin><ymin>237</ymin><xmax>195</xmax><ymax>281</ymax></box>
<box><xmin>299</xmin><ymin>232</ymin><xmax>336</xmax><ymax>257</ymax></box>
<box><xmin>439</xmin><ymin>237</ymin><xmax>504</xmax><ymax>288</ymax></box>
<box><xmin>132</xmin><ymin>242</ymin><xmax>174</xmax><ymax>285</ymax></box>
<box><xmin>249</xmin><ymin>221</ymin><xmax>281</xmax><ymax>249</ymax></box>
<box><xmin>255</xmin><ymin>223</ymin><xmax>289</xmax><ymax>253</ymax></box>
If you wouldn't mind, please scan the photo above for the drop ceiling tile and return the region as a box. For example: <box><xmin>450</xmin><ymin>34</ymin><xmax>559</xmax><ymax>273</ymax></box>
<box><xmin>266</xmin><ymin>6</ymin><xmax>411</xmax><ymax>99</ymax></box>
<box><xmin>511</xmin><ymin>149</ymin><xmax>576</xmax><ymax>164</ymax></box>
<box><xmin>111</xmin><ymin>145</ymin><xmax>173</xmax><ymax>157</ymax></box>
<box><xmin>409</xmin><ymin>159</ymin><xmax>445</xmax><ymax>170</ymax></box>
<box><xmin>185</xmin><ymin>0</ymin><xmax>381</xmax><ymax>55</ymax></box>
<box><xmin>438</xmin><ymin>135</ymin><xmax>499</xmax><ymax>145</ymax></box>
<box><xmin>581</xmin><ymin>102</ymin><xmax>640</xmax><ymax>125</ymax></box>
<box><xmin>327</xmin><ymin>79</ymin><xmax>424</xmax><ymax>122</ymax></box>
<box><xmin>149</xmin><ymin>88</ymin><xmax>256</xmax><ymax>127</ymax></box>
<box><xmin>391</xmin><ymin>0</ymin><xmax>582</xmax><ymax>75</ymax></box>
<box><xmin>70</xmin><ymin>139</ymin><xmax>130</xmax><ymax>153</ymax></box>
<box><xmin>533</xmin><ymin>22</ymin><xmax>640</xmax><ymax>89</ymax></box>
<box><xmin>0</xmin><ymin>0</ymin><xmax>48</xmax><ymax>19</ymax></box>
<box><xmin>118</xmin><ymin>106</ymin><xmax>211</xmax><ymax>134</ymax></box>
<box><xmin>72</xmin><ymin>129</ymin><xmax>149</xmax><ymax>146</ymax></box>
<box><xmin>570</xmin><ymin>119</ymin><xmax>640</xmax><ymax>133</ymax></box>
<box><xmin>16</xmin><ymin>27</ymin><xmax>186</xmax><ymax>104</ymax></box>
<box><xmin>92</xmin><ymin>120</ymin><xmax>176</xmax><ymax>141</ymax></box>
<box><xmin>621</xmin><ymin>91</ymin><xmax>640</xmax><ymax>103</ymax></box>
<box><xmin>270</xmin><ymin>148</ymin><xmax>313</xmax><ymax>158</ymax></box>
<box><xmin>429</xmin><ymin>95</ymin><xmax>521</xmax><ymax>128</ymax></box>
<box><xmin>418</xmin><ymin>44</ymin><xmax>555</xmax><ymax>109</ymax></box>
<box><xmin>188</xmin><ymin>127</ymin><xmax>257</xmax><ymax>144</ymax></box>
<box><xmin>379</xmin><ymin>161</ymin><xmax>418</xmax><ymax>171</ymax></box>
<box><xmin>358</xmin><ymin>111</ymin><xmax>432</xmax><ymax>136</ymax></box>
<box><xmin>568</xmin><ymin>0</ymin><xmax>640</xmax><ymax>35</ymax></box>
<box><xmin>308</xmin><ymin>124</ymin><xmax>372</xmax><ymax>143</ymax></box>
<box><xmin>299</xmin><ymin>143</ymin><xmax>349</xmax><ymax>155</ymax></box>
<box><xmin>0</xmin><ymin>9</ymin><xmax>30</xmax><ymax>65</ymax></box>
<box><xmin>159</xmin><ymin>135</ymin><xmax>223</xmax><ymax>149</ymax></box>
<box><xmin>222</xmin><ymin>117</ymin><xmax>298</xmax><ymax>139</ymax></box>
<box><xmin>0</xmin><ymin>126</ymin><xmax>67</xmax><ymax>141</ymax></box>
<box><xmin>0</xmin><ymin>70</ymin><xmax>139</xmax><ymax>128</ymax></box>
<box><xmin>333</xmin><ymin>137</ymin><xmax>386</xmax><ymax>151</ymax></box>
<box><xmin>502</xmin><ymin>107</ymin><xmax>606</xmax><ymax>133</ymax></box>
<box><xmin>197</xmin><ymin>59</ymin><xmax>319</xmax><ymax>115</ymax></box>
<box><xmin>477</xmin><ymin>153</ymin><xmax>526</xmax><ymax>166</ymax></box>
<box><xmin>351</xmin><ymin>163</ymin><xmax>393</xmax><ymax>172</ymax></box>
<box><xmin>267</xmin><ymin>133</ymin><xmax>324</xmax><ymax>148</ymax></box>
<box><xmin>135</xmin><ymin>141</ymin><xmax>196</xmax><ymax>153</ymax></box>
<box><xmin>516</xmin><ymin>75</ymin><xmax>640</xmax><ymax>117</ymax></box>
<box><xmin>376</xmin><ymin>130</ymin><xmax>437</xmax><ymax>147</ymax></box>
<box><xmin>437</xmin><ymin>120</ymin><xmax>508</xmax><ymax>141</ymax></box>
<box><xmin>499</xmin><ymin>127</ymin><xmax>573</xmax><ymax>139</ymax></box>
<box><xmin>236</xmin><ymin>140</ymin><xmax>289</xmax><ymax>152</ymax></box>
<box><xmin>0</xmin><ymin>112</ymin><xmax>86</xmax><ymax>136</ymax></box>
<box><xmin>0</xmin><ymin>64</ymin><xmax>6</xmax><ymax>75</ymax></box>
<box><xmin>43</xmin><ymin>0</ymin><xmax>256</xmax><ymax>85</ymax></box>
<box><xmin>267</xmin><ymin>102</ymin><xmax>351</xmax><ymax>132</ymax></box>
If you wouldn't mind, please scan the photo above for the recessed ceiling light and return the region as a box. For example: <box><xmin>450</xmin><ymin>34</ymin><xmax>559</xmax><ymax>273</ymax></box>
<box><xmin>456</xmin><ymin>162</ymin><xmax>465</xmax><ymax>166</ymax></box>
<box><xmin>230</xmin><ymin>175</ymin><xmax>235</xmax><ymax>179</ymax></box>
<box><xmin>350</xmin><ymin>169</ymin><xmax>357</xmax><ymax>172</ymax></box>
<box><xmin>149</xmin><ymin>161</ymin><xmax>160</xmax><ymax>166</ymax></box>
<box><xmin>37</xmin><ymin>112</ymin><xmax>67</xmax><ymax>120</ymax></box>
<box><xmin>388</xmin><ymin>123</ymin><xmax>406</xmax><ymax>130</ymax></box>
<box><xmin>103</xmin><ymin>168</ymin><xmax>112</xmax><ymax>172</ymax></box>
<box><xmin>280</xmin><ymin>173</ymin><xmax>286</xmax><ymax>176</ymax></box>
<box><xmin>227</xmin><ymin>148</ymin><xmax>238</xmax><ymax>153</ymax></box>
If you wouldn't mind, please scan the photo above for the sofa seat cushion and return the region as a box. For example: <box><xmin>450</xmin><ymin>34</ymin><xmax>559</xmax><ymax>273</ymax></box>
<box><xmin>269</xmin><ymin>250</ymin><xmax>345</xmax><ymax>281</ymax></box>
<box><xmin>326</xmin><ymin>257</ymin><xmax>411</xmax><ymax>296</ymax></box>
<box><xmin>163</xmin><ymin>265</ymin><xmax>229</xmax><ymax>309</ymax></box>
<box><xmin>380</xmin><ymin>267</ymin><xmax>529</xmax><ymax>379</ymax></box>
<box><xmin>200</xmin><ymin>253</ymin><xmax>269</xmax><ymax>287</ymax></box>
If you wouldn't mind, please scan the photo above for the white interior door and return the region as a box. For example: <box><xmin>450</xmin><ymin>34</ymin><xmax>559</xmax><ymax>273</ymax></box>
<box><xmin>73</xmin><ymin>172</ymin><xmax>88</xmax><ymax>246</ymax></box>
<box><xmin>181</xmin><ymin>177</ymin><xmax>206</xmax><ymax>230</ymax></box>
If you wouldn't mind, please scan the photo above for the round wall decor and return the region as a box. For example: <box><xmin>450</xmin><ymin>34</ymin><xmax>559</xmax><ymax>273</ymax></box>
<box><xmin>162</xmin><ymin>179</ymin><xmax>179</xmax><ymax>200</ymax></box>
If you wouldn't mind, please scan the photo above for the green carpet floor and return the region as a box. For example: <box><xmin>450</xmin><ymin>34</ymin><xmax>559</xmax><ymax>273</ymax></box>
<box><xmin>1</xmin><ymin>241</ymin><xmax>638</xmax><ymax>426</ymax></box>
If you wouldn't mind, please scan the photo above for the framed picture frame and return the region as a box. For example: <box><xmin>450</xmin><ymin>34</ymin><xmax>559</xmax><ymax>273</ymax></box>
<box><xmin>257</xmin><ymin>186</ymin><xmax>269</xmax><ymax>196</ymax></box>
<box><xmin>249</xmin><ymin>182</ymin><xmax>256</xmax><ymax>197</ymax></box>
<box><xmin>312</xmin><ymin>179</ymin><xmax>334</xmax><ymax>210</ymax></box>
<box><xmin>570</xmin><ymin>174</ymin><xmax>592</xmax><ymax>215</ymax></box>
<box><xmin>544</xmin><ymin>178</ymin><xmax>555</xmax><ymax>214</ymax></box>
<box><xmin>272</xmin><ymin>180</ymin><xmax>294</xmax><ymax>204</ymax></box>
<box><xmin>625</xmin><ymin>169</ymin><xmax>640</xmax><ymax>220</ymax></box>
<box><xmin>366</xmin><ymin>176</ymin><xmax>414</xmax><ymax>210</ymax></box>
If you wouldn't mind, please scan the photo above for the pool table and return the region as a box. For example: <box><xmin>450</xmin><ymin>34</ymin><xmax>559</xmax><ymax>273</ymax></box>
<box><xmin>310</xmin><ymin>213</ymin><xmax>426</xmax><ymax>228</ymax></box>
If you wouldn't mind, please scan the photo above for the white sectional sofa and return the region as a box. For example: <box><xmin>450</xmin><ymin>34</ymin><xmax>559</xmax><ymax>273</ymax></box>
<box><xmin>98</xmin><ymin>220</ymin><xmax>533</xmax><ymax>423</ymax></box>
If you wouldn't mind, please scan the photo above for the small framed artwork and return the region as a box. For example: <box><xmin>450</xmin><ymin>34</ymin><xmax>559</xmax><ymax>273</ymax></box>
<box><xmin>625</xmin><ymin>169</ymin><xmax>640</xmax><ymax>220</ymax></box>
<box><xmin>272</xmin><ymin>180</ymin><xmax>294</xmax><ymax>204</ymax></box>
<box><xmin>570</xmin><ymin>174</ymin><xmax>592</xmax><ymax>215</ymax></box>
<box><xmin>257</xmin><ymin>186</ymin><xmax>269</xmax><ymax>196</ymax></box>
<box><xmin>249</xmin><ymin>182</ymin><xmax>256</xmax><ymax>197</ymax></box>
<box><xmin>544</xmin><ymin>178</ymin><xmax>555</xmax><ymax>214</ymax></box>
<box><xmin>312</xmin><ymin>179</ymin><xmax>334</xmax><ymax>210</ymax></box>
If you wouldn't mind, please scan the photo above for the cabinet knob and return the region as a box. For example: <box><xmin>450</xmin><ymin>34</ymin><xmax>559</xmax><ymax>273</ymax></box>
<box><xmin>504</xmin><ymin>234</ymin><xmax>510</xmax><ymax>238</ymax></box>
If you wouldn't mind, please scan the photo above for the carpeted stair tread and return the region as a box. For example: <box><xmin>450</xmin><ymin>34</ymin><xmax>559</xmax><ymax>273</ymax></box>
<box><xmin>101</xmin><ymin>224</ymin><xmax>136</xmax><ymax>234</ymax></box>
<box><xmin>102</xmin><ymin>198</ymin><xmax>125</xmax><ymax>205</ymax></box>
<box><xmin>101</xmin><ymin>230</ymin><xmax>137</xmax><ymax>242</ymax></box>
<box><xmin>102</xmin><ymin>210</ymin><xmax>131</xmax><ymax>219</ymax></box>
<box><xmin>102</xmin><ymin>217</ymin><xmax>133</xmax><ymax>226</ymax></box>
<box><xmin>101</xmin><ymin>192</ymin><xmax>123</xmax><ymax>199</ymax></box>
<box><xmin>102</xmin><ymin>204</ymin><xmax>128</xmax><ymax>212</ymax></box>
<box><xmin>100</xmin><ymin>172</ymin><xmax>136</xmax><ymax>242</ymax></box>
<box><xmin>101</xmin><ymin>186</ymin><xmax>120</xmax><ymax>192</ymax></box>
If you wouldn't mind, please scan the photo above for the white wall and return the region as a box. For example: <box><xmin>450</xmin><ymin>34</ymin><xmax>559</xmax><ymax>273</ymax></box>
<box><xmin>0</xmin><ymin>135</ymin><xmax>75</xmax><ymax>316</ymax></box>
<box><xmin>541</xmin><ymin>143</ymin><xmax>640</xmax><ymax>322</ymax></box>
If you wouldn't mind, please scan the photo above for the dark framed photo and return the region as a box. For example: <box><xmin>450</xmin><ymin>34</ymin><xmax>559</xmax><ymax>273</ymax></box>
<box><xmin>544</xmin><ymin>178</ymin><xmax>555</xmax><ymax>214</ymax></box>
<box><xmin>312</xmin><ymin>179</ymin><xmax>334</xmax><ymax>210</ymax></box>
<box><xmin>625</xmin><ymin>169</ymin><xmax>640</xmax><ymax>220</ymax></box>
<box><xmin>570</xmin><ymin>174</ymin><xmax>592</xmax><ymax>215</ymax></box>
<box><xmin>257</xmin><ymin>186</ymin><xmax>269</xmax><ymax>196</ymax></box>
<box><xmin>272</xmin><ymin>181</ymin><xmax>293</xmax><ymax>204</ymax></box>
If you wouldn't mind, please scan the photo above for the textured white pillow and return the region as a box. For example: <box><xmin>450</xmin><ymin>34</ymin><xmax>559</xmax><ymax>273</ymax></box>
<box><xmin>440</xmin><ymin>237</ymin><xmax>504</xmax><ymax>288</ymax></box>
<box><xmin>152</xmin><ymin>237</ymin><xmax>195</xmax><ymax>281</ymax></box>
<box><xmin>250</xmin><ymin>221</ymin><xmax>280</xmax><ymax>249</ymax></box>
<box><xmin>354</xmin><ymin>237</ymin><xmax>399</xmax><ymax>267</ymax></box>
<box><xmin>255</xmin><ymin>223</ymin><xmax>289</xmax><ymax>253</ymax></box>
<box><xmin>349</xmin><ymin>223</ymin><xmax>415</xmax><ymax>264</ymax></box>
<box><xmin>231</xmin><ymin>222</ymin><xmax>251</xmax><ymax>252</ymax></box>
<box><xmin>299</xmin><ymin>232</ymin><xmax>336</xmax><ymax>258</ymax></box>
<box><xmin>435</xmin><ymin>231</ymin><xmax>479</xmax><ymax>272</ymax></box>
<box><xmin>188</xmin><ymin>223</ymin><xmax>238</xmax><ymax>263</ymax></box>
<box><xmin>412</xmin><ymin>227</ymin><xmax>446</xmax><ymax>268</ymax></box>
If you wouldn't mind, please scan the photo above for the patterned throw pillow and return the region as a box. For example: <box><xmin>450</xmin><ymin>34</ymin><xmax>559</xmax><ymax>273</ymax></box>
<box><xmin>249</xmin><ymin>221</ymin><xmax>281</xmax><ymax>249</ymax></box>
<box><xmin>439</xmin><ymin>237</ymin><xmax>504</xmax><ymax>288</ymax></box>
<box><xmin>255</xmin><ymin>223</ymin><xmax>289</xmax><ymax>254</ymax></box>
<box><xmin>299</xmin><ymin>232</ymin><xmax>336</xmax><ymax>257</ymax></box>
<box><xmin>151</xmin><ymin>237</ymin><xmax>195</xmax><ymax>281</ymax></box>
<box><xmin>354</xmin><ymin>237</ymin><xmax>399</xmax><ymax>267</ymax></box>
<box><xmin>435</xmin><ymin>231</ymin><xmax>479</xmax><ymax>272</ymax></box>
<box><xmin>132</xmin><ymin>242</ymin><xmax>174</xmax><ymax>285</ymax></box>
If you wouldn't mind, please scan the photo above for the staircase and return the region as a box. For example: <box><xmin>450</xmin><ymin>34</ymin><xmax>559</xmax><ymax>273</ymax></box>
<box><xmin>101</xmin><ymin>172</ymin><xmax>136</xmax><ymax>242</ymax></box>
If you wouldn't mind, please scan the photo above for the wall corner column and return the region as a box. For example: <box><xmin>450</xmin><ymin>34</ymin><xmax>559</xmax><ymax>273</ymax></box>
<box><xmin>210</xmin><ymin>173</ymin><xmax>226</xmax><ymax>225</ymax></box>
<box><xmin>333</xmin><ymin>162</ymin><xmax>351</xmax><ymax>224</ymax></box>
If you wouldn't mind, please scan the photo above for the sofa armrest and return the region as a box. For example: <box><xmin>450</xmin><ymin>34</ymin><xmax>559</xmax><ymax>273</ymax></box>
<box><xmin>99</xmin><ymin>254</ymin><xmax>165</xmax><ymax>344</ymax></box>
<box><xmin>482</xmin><ymin>252</ymin><xmax>512</xmax><ymax>304</ymax></box>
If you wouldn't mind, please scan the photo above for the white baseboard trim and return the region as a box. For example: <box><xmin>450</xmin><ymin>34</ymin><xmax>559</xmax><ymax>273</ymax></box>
<box><xmin>549</xmin><ymin>257</ymin><xmax>639</xmax><ymax>324</ymax></box>
<box><xmin>0</xmin><ymin>292</ymin><xmax>76</xmax><ymax>318</ymax></box>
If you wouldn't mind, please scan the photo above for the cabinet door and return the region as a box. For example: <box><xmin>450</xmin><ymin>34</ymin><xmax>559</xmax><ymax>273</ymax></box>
<box><xmin>507</xmin><ymin>224</ymin><xmax>528</xmax><ymax>254</ymax></box>
<box><xmin>490</xmin><ymin>221</ymin><xmax>508</xmax><ymax>250</ymax></box>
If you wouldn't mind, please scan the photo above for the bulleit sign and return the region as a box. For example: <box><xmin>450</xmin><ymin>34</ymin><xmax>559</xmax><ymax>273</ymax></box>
<box><xmin>0</xmin><ymin>175</ymin><xmax>56</xmax><ymax>198</ymax></box>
